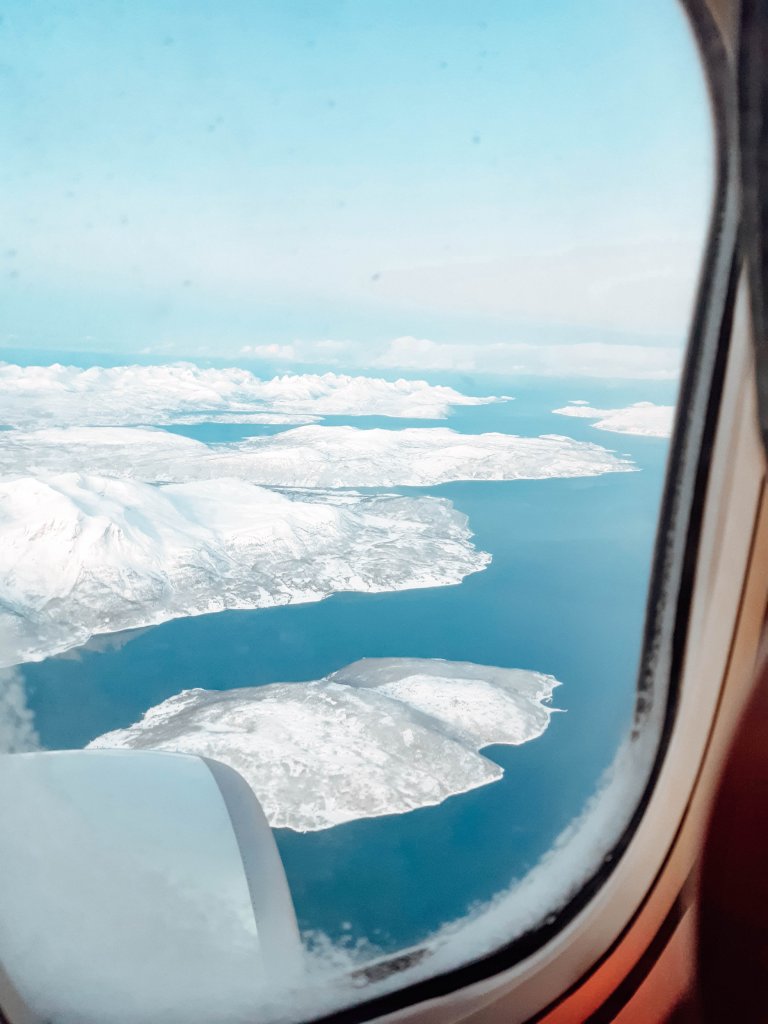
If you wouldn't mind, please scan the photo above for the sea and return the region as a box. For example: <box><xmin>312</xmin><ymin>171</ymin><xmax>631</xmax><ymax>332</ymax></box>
<box><xmin>13</xmin><ymin>363</ymin><xmax>675</xmax><ymax>955</ymax></box>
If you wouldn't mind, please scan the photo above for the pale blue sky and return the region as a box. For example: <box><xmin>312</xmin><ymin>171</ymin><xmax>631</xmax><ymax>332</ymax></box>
<box><xmin>0</xmin><ymin>0</ymin><xmax>713</xmax><ymax>373</ymax></box>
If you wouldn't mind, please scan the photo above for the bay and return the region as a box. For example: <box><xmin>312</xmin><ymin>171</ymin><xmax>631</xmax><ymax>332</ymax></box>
<box><xmin>19</xmin><ymin>376</ymin><xmax>672</xmax><ymax>952</ymax></box>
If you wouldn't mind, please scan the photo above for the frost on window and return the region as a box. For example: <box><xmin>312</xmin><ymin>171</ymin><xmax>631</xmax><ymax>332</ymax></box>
<box><xmin>0</xmin><ymin>0</ymin><xmax>711</xmax><ymax>1020</ymax></box>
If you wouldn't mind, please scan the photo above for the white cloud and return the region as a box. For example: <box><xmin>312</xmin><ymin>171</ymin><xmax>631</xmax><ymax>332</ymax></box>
<box><xmin>240</xmin><ymin>343</ymin><xmax>297</xmax><ymax>360</ymax></box>
<box><xmin>375</xmin><ymin>337</ymin><xmax>479</xmax><ymax>373</ymax></box>
<box><xmin>375</xmin><ymin>336</ymin><xmax>681</xmax><ymax>380</ymax></box>
<box><xmin>238</xmin><ymin>339</ymin><xmax>356</xmax><ymax>367</ymax></box>
<box><xmin>229</xmin><ymin>332</ymin><xmax>684</xmax><ymax>379</ymax></box>
<box><xmin>7</xmin><ymin>193</ymin><xmax>703</xmax><ymax>343</ymax></box>
<box><xmin>367</xmin><ymin>238</ymin><xmax>702</xmax><ymax>339</ymax></box>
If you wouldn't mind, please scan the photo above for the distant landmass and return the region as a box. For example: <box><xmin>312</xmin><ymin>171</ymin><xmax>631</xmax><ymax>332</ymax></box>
<box><xmin>0</xmin><ymin>363</ymin><xmax>500</xmax><ymax>429</ymax></box>
<box><xmin>552</xmin><ymin>401</ymin><xmax>673</xmax><ymax>438</ymax></box>
<box><xmin>0</xmin><ymin>424</ymin><xmax>636</xmax><ymax>488</ymax></box>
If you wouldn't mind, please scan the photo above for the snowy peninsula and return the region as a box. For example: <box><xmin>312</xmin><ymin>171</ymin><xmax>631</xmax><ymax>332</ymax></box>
<box><xmin>0</xmin><ymin>475</ymin><xmax>488</xmax><ymax>667</ymax></box>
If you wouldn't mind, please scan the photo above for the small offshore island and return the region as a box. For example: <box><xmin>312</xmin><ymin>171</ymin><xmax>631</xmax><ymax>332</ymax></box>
<box><xmin>90</xmin><ymin>657</ymin><xmax>561</xmax><ymax>832</ymax></box>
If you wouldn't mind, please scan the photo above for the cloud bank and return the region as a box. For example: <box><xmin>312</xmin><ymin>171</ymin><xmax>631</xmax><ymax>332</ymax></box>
<box><xmin>374</xmin><ymin>337</ymin><xmax>681</xmax><ymax>380</ymax></box>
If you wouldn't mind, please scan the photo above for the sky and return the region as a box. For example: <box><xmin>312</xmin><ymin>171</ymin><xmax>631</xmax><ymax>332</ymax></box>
<box><xmin>0</xmin><ymin>0</ymin><xmax>713</xmax><ymax>376</ymax></box>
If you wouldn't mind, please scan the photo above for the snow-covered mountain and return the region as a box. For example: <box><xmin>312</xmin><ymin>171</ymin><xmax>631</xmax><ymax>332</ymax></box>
<box><xmin>0</xmin><ymin>363</ymin><xmax>499</xmax><ymax>429</ymax></box>
<box><xmin>91</xmin><ymin>658</ymin><xmax>560</xmax><ymax>831</ymax></box>
<box><xmin>0</xmin><ymin>474</ymin><xmax>488</xmax><ymax>667</ymax></box>
<box><xmin>552</xmin><ymin>401</ymin><xmax>674</xmax><ymax>438</ymax></box>
<box><xmin>0</xmin><ymin>424</ymin><xmax>636</xmax><ymax>488</ymax></box>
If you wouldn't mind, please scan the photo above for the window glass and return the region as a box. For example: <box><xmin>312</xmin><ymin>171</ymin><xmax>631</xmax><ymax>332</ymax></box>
<box><xmin>0</xmin><ymin>1</ymin><xmax>712</xmax><ymax>1019</ymax></box>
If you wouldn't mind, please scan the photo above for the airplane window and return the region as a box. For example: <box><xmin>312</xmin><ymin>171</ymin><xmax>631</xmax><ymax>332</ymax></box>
<box><xmin>0</xmin><ymin>1</ymin><xmax>714</xmax><ymax>1021</ymax></box>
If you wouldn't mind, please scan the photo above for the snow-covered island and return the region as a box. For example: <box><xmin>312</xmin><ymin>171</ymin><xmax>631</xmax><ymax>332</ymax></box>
<box><xmin>0</xmin><ymin>424</ymin><xmax>637</xmax><ymax>488</ymax></box>
<box><xmin>90</xmin><ymin>658</ymin><xmax>561</xmax><ymax>831</ymax></box>
<box><xmin>0</xmin><ymin>474</ymin><xmax>489</xmax><ymax>667</ymax></box>
<box><xmin>0</xmin><ymin>363</ymin><xmax>500</xmax><ymax>429</ymax></box>
<box><xmin>552</xmin><ymin>401</ymin><xmax>674</xmax><ymax>438</ymax></box>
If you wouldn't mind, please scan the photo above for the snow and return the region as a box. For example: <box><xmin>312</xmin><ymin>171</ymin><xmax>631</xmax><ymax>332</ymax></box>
<box><xmin>90</xmin><ymin>658</ymin><xmax>560</xmax><ymax>831</ymax></box>
<box><xmin>0</xmin><ymin>424</ymin><xmax>636</xmax><ymax>488</ymax></box>
<box><xmin>0</xmin><ymin>362</ymin><xmax>499</xmax><ymax>428</ymax></box>
<box><xmin>552</xmin><ymin>401</ymin><xmax>674</xmax><ymax>438</ymax></box>
<box><xmin>162</xmin><ymin>412</ymin><xmax>321</xmax><ymax>425</ymax></box>
<box><xmin>299</xmin><ymin>731</ymin><xmax>661</xmax><ymax>1022</ymax></box>
<box><xmin>0</xmin><ymin>475</ymin><xmax>488</xmax><ymax>667</ymax></box>
<box><xmin>0</xmin><ymin>668</ymin><xmax>40</xmax><ymax>753</ymax></box>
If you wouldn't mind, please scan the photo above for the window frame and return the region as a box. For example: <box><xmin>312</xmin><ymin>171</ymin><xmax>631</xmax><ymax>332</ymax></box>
<box><xmin>0</xmin><ymin>3</ymin><xmax>752</xmax><ymax>1023</ymax></box>
<box><xmin>301</xmin><ymin>0</ymin><xmax>748</xmax><ymax>1021</ymax></box>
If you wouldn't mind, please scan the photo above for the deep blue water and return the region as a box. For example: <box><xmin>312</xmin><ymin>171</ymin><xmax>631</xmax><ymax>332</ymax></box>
<box><xmin>20</xmin><ymin>377</ymin><xmax>673</xmax><ymax>952</ymax></box>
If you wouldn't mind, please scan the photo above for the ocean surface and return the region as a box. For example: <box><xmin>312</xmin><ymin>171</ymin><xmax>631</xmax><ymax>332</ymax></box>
<box><xmin>18</xmin><ymin>373</ymin><xmax>674</xmax><ymax>953</ymax></box>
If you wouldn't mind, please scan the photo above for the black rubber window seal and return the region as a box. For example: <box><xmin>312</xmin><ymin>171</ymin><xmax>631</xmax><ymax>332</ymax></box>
<box><xmin>741</xmin><ymin>0</ymin><xmax>768</xmax><ymax>461</ymax></box>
